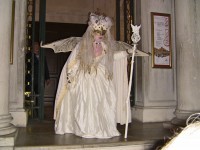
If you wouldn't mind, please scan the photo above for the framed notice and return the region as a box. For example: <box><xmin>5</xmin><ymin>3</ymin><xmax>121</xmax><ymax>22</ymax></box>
<box><xmin>151</xmin><ymin>12</ymin><xmax>172</xmax><ymax>68</ymax></box>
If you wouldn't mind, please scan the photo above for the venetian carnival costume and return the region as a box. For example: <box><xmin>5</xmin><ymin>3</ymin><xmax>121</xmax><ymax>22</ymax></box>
<box><xmin>41</xmin><ymin>12</ymin><xmax>148</xmax><ymax>138</ymax></box>
<box><xmin>53</xmin><ymin>13</ymin><xmax>121</xmax><ymax>138</ymax></box>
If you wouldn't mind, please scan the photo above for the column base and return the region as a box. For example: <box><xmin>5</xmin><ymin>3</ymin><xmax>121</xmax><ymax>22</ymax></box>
<box><xmin>171</xmin><ymin>117</ymin><xmax>186</xmax><ymax>127</ymax></box>
<box><xmin>174</xmin><ymin>109</ymin><xmax>195</xmax><ymax>120</ymax></box>
<box><xmin>132</xmin><ymin>106</ymin><xmax>176</xmax><ymax>122</ymax></box>
<box><xmin>10</xmin><ymin>109</ymin><xmax>28</xmax><ymax>127</ymax></box>
<box><xmin>0</xmin><ymin>114</ymin><xmax>16</xmax><ymax>135</ymax></box>
<box><xmin>0</xmin><ymin>128</ymin><xmax>17</xmax><ymax>149</ymax></box>
<box><xmin>171</xmin><ymin>109</ymin><xmax>199</xmax><ymax>127</ymax></box>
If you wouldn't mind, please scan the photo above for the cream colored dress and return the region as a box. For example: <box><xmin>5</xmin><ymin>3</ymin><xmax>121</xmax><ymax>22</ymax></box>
<box><xmin>54</xmin><ymin>43</ymin><xmax>120</xmax><ymax>138</ymax></box>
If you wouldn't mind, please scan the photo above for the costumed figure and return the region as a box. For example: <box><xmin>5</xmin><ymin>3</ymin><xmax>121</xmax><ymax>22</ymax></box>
<box><xmin>52</xmin><ymin>13</ymin><xmax>120</xmax><ymax>138</ymax></box>
<box><xmin>41</xmin><ymin>12</ymin><xmax>149</xmax><ymax>139</ymax></box>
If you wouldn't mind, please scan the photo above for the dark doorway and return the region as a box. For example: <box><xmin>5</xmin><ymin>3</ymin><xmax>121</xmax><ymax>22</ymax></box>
<box><xmin>35</xmin><ymin>22</ymin><xmax>87</xmax><ymax>120</ymax></box>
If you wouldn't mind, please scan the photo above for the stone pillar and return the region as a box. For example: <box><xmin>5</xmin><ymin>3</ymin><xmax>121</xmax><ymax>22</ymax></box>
<box><xmin>9</xmin><ymin>0</ymin><xmax>27</xmax><ymax>127</ymax></box>
<box><xmin>173</xmin><ymin>0</ymin><xmax>200</xmax><ymax>124</ymax></box>
<box><xmin>0</xmin><ymin>0</ymin><xmax>16</xmax><ymax>135</ymax></box>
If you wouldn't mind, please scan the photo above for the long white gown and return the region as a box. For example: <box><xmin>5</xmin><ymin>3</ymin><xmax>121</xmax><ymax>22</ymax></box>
<box><xmin>54</xmin><ymin>44</ymin><xmax>120</xmax><ymax>138</ymax></box>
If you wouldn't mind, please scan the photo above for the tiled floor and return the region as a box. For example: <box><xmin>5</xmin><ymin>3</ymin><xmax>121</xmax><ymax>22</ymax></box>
<box><xmin>14</xmin><ymin>120</ymin><xmax>175</xmax><ymax>149</ymax></box>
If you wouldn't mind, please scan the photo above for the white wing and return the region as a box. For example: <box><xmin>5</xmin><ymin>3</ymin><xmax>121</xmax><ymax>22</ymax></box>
<box><xmin>115</xmin><ymin>41</ymin><xmax>132</xmax><ymax>51</ymax></box>
<box><xmin>135</xmin><ymin>49</ymin><xmax>150</xmax><ymax>57</ymax></box>
<box><xmin>41</xmin><ymin>37</ymin><xmax>82</xmax><ymax>53</ymax></box>
<box><xmin>115</xmin><ymin>41</ymin><xmax>150</xmax><ymax>57</ymax></box>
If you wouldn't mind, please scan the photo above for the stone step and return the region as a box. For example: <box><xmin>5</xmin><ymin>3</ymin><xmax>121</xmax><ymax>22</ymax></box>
<box><xmin>14</xmin><ymin>140</ymin><xmax>156</xmax><ymax>150</ymax></box>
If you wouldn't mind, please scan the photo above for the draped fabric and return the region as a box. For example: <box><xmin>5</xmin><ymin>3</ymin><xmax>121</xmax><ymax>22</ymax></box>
<box><xmin>113</xmin><ymin>51</ymin><xmax>132</xmax><ymax>124</ymax></box>
<box><xmin>44</xmin><ymin>12</ymin><xmax>135</xmax><ymax>139</ymax></box>
<box><xmin>54</xmin><ymin>44</ymin><xmax>121</xmax><ymax>138</ymax></box>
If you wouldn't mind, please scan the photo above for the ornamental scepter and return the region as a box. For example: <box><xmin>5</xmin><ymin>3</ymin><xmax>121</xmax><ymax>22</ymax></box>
<box><xmin>124</xmin><ymin>24</ymin><xmax>141</xmax><ymax>138</ymax></box>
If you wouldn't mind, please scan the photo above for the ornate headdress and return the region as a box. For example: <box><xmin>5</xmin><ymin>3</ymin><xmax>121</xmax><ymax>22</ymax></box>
<box><xmin>88</xmin><ymin>13</ymin><xmax>113</xmax><ymax>33</ymax></box>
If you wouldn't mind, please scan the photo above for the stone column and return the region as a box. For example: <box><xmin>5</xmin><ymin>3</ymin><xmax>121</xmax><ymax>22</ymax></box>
<box><xmin>9</xmin><ymin>0</ymin><xmax>27</xmax><ymax>127</ymax></box>
<box><xmin>173</xmin><ymin>0</ymin><xmax>200</xmax><ymax>124</ymax></box>
<box><xmin>0</xmin><ymin>0</ymin><xmax>16</xmax><ymax>135</ymax></box>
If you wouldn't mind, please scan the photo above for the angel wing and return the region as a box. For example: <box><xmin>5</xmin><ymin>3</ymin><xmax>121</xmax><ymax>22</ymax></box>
<box><xmin>115</xmin><ymin>41</ymin><xmax>150</xmax><ymax>56</ymax></box>
<box><xmin>41</xmin><ymin>37</ymin><xmax>82</xmax><ymax>53</ymax></box>
<box><xmin>41</xmin><ymin>37</ymin><xmax>150</xmax><ymax>56</ymax></box>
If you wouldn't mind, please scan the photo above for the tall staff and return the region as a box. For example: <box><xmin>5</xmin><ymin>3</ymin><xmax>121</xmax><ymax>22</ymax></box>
<box><xmin>124</xmin><ymin>24</ymin><xmax>141</xmax><ymax>138</ymax></box>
